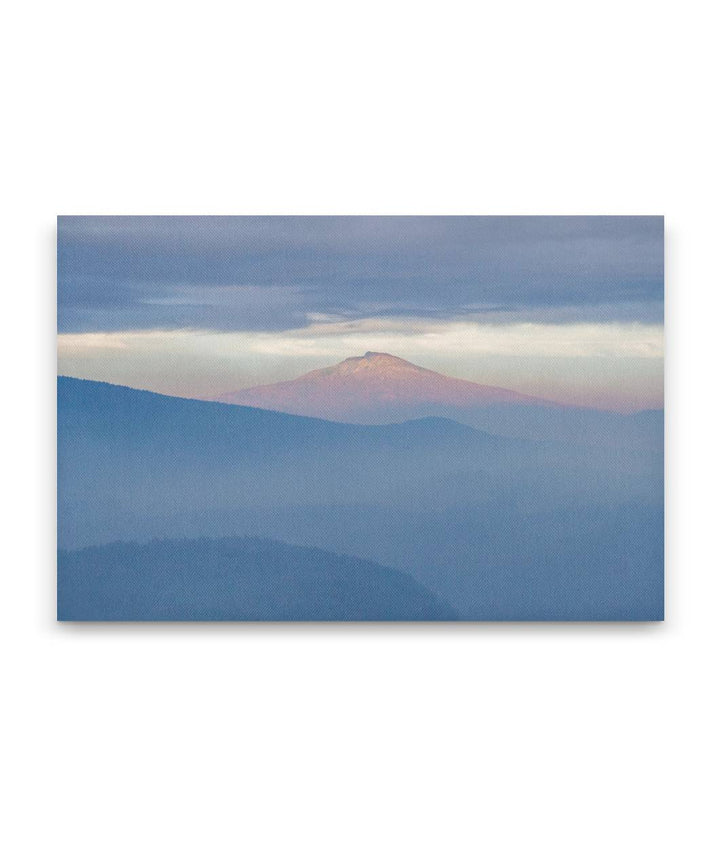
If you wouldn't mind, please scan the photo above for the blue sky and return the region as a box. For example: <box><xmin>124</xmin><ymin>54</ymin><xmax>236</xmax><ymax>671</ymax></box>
<box><xmin>57</xmin><ymin>216</ymin><xmax>663</xmax><ymax>410</ymax></box>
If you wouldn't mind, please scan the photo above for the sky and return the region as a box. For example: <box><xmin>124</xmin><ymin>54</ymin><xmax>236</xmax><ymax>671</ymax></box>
<box><xmin>57</xmin><ymin>216</ymin><xmax>664</xmax><ymax>411</ymax></box>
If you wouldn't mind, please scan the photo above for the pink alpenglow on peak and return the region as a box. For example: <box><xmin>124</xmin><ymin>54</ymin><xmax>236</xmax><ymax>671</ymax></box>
<box><xmin>215</xmin><ymin>352</ymin><xmax>559</xmax><ymax>422</ymax></box>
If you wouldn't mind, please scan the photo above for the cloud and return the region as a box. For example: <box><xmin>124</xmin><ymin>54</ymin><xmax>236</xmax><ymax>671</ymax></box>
<box><xmin>57</xmin><ymin>216</ymin><xmax>664</xmax><ymax>331</ymax></box>
<box><xmin>58</xmin><ymin>317</ymin><xmax>663</xmax><ymax>411</ymax></box>
<box><xmin>58</xmin><ymin>317</ymin><xmax>664</xmax><ymax>361</ymax></box>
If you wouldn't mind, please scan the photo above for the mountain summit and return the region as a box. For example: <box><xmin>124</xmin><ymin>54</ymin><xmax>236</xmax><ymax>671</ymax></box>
<box><xmin>216</xmin><ymin>352</ymin><xmax>551</xmax><ymax>422</ymax></box>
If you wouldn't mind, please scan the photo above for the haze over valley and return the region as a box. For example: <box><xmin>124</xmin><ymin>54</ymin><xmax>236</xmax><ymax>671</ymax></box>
<box><xmin>57</xmin><ymin>216</ymin><xmax>664</xmax><ymax>620</ymax></box>
<box><xmin>58</xmin><ymin>371</ymin><xmax>663</xmax><ymax>619</ymax></box>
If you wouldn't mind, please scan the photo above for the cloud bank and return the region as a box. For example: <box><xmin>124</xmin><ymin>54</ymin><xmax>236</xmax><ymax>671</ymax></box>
<box><xmin>58</xmin><ymin>318</ymin><xmax>663</xmax><ymax>411</ymax></box>
<box><xmin>58</xmin><ymin>216</ymin><xmax>664</xmax><ymax>332</ymax></box>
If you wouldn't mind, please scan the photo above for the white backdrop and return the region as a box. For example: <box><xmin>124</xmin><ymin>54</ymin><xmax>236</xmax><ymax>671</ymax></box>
<box><xmin>3</xmin><ymin>2</ymin><xmax>718</xmax><ymax>854</ymax></box>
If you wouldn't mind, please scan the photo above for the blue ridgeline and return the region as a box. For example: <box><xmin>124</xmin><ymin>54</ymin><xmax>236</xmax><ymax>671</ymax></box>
<box><xmin>58</xmin><ymin>377</ymin><xmax>664</xmax><ymax>621</ymax></box>
<box><xmin>58</xmin><ymin>536</ymin><xmax>459</xmax><ymax>621</ymax></box>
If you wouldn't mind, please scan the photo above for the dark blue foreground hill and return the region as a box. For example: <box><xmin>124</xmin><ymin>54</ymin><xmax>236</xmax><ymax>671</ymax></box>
<box><xmin>57</xmin><ymin>536</ymin><xmax>459</xmax><ymax>621</ymax></box>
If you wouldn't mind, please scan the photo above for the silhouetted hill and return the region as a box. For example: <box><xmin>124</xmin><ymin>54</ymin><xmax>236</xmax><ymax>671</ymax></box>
<box><xmin>58</xmin><ymin>376</ymin><xmax>529</xmax><ymax>543</ymax></box>
<box><xmin>58</xmin><ymin>536</ymin><xmax>458</xmax><ymax>621</ymax></box>
<box><xmin>58</xmin><ymin>376</ymin><xmax>502</xmax><ymax>451</ymax></box>
<box><xmin>58</xmin><ymin>377</ymin><xmax>660</xmax><ymax>540</ymax></box>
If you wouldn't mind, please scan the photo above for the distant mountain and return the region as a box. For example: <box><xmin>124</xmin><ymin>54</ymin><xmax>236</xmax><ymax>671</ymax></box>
<box><xmin>58</xmin><ymin>536</ymin><xmax>459</xmax><ymax>621</ymax></box>
<box><xmin>216</xmin><ymin>352</ymin><xmax>555</xmax><ymax>420</ymax></box>
<box><xmin>213</xmin><ymin>353</ymin><xmax>663</xmax><ymax>449</ymax></box>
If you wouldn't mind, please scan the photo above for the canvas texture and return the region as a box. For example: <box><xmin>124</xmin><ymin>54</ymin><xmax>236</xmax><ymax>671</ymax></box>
<box><xmin>57</xmin><ymin>216</ymin><xmax>664</xmax><ymax>621</ymax></box>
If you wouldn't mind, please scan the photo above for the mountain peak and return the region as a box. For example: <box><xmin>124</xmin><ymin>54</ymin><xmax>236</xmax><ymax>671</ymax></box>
<box><xmin>217</xmin><ymin>352</ymin><xmax>553</xmax><ymax>420</ymax></box>
<box><xmin>343</xmin><ymin>351</ymin><xmax>407</xmax><ymax>363</ymax></box>
<box><xmin>331</xmin><ymin>352</ymin><xmax>421</xmax><ymax>377</ymax></box>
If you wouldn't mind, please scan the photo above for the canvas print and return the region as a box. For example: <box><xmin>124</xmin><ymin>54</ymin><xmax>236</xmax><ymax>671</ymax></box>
<box><xmin>57</xmin><ymin>216</ymin><xmax>664</xmax><ymax>621</ymax></box>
